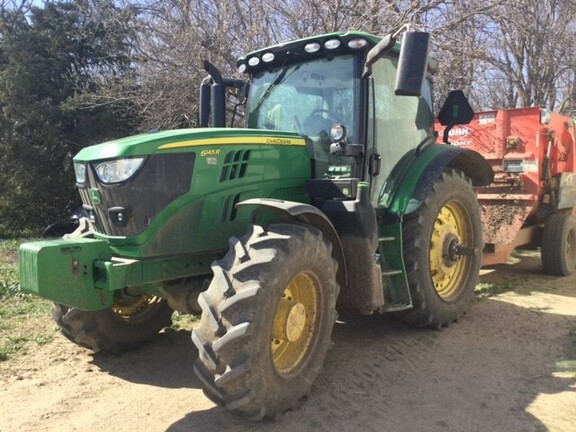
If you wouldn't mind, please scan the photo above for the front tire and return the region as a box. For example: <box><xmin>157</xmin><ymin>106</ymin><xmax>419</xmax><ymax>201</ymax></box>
<box><xmin>192</xmin><ymin>224</ymin><xmax>339</xmax><ymax>419</ymax></box>
<box><xmin>52</xmin><ymin>294</ymin><xmax>173</xmax><ymax>353</ymax></box>
<box><xmin>400</xmin><ymin>169</ymin><xmax>482</xmax><ymax>328</ymax></box>
<box><xmin>541</xmin><ymin>209</ymin><xmax>576</xmax><ymax>276</ymax></box>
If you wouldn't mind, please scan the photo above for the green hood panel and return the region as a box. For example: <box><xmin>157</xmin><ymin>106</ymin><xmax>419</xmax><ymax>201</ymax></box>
<box><xmin>73</xmin><ymin>127</ymin><xmax>313</xmax><ymax>258</ymax></box>
<box><xmin>74</xmin><ymin>128</ymin><xmax>306</xmax><ymax>161</ymax></box>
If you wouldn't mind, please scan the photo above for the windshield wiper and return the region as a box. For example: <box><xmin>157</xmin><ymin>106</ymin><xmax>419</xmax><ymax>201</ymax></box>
<box><xmin>251</xmin><ymin>64</ymin><xmax>301</xmax><ymax>121</ymax></box>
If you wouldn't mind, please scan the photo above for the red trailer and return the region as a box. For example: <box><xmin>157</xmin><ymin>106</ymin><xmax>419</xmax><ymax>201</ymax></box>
<box><xmin>437</xmin><ymin>107</ymin><xmax>576</xmax><ymax>275</ymax></box>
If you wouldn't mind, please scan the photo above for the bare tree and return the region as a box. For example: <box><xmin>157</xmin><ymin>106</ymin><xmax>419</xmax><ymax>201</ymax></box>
<box><xmin>92</xmin><ymin>0</ymin><xmax>576</xmax><ymax>130</ymax></box>
<box><xmin>113</xmin><ymin>0</ymin><xmax>283</xmax><ymax>130</ymax></box>
<box><xmin>427</xmin><ymin>0</ymin><xmax>494</xmax><ymax>111</ymax></box>
<box><xmin>124</xmin><ymin>0</ymin><xmax>469</xmax><ymax>129</ymax></box>
<box><xmin>472</xmin><ymin>0</ymin><xmax>576</xmax><ymax>111</ymax></box>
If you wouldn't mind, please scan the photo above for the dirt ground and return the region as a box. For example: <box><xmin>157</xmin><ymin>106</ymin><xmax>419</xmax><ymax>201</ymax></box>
<box><xmin>1</xmin><ymin>251</ymin><xmax>575</xmax><ymax>432</ymax></box>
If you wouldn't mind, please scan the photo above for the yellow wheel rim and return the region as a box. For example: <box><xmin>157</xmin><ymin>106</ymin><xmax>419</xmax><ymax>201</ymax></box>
<box><xmin>112</xmin><ymin>293</ymin><xmax>163</xmax><ymax>321</ymax></box>
<box><xmin>430</xmin><ymin>200</ymin><xmax>472</xmax><ymax>301</ymax></box>
<box><xmin>271</xmin><ymin>271</ymin><xmax>320</xmax><ymax>376</ymax></box>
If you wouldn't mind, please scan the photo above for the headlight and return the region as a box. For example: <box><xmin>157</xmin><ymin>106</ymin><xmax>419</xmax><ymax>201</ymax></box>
<box><xmin>94</xmin><ymin>157</ymin><xmax>146</xmax><ymax>184</ymax></box>
<box><xmin>330</xmin><ymin>123</ymin><xmax>346</xmax><ymax>142</ymax></box>
<box><xmin>324</xmin><ymin>39</ymin><xmax>341</xmax><ymax>50</ymax></box>
<box><xmin>305</xmin><ymin>42</ymin><xmax>321</xmax><ymax>53</ymax></box>
<box><xmin>74</xmin><ymin>162</ymin><xmax>86</xmax><ymax>183</ymax></box>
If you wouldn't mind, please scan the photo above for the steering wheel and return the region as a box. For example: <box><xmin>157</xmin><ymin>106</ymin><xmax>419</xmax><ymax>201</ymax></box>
<box><xmin>303</xmin><ymin>109</ymin><xmax>335</xmax><ymax>135</ymax></box>
<box><xmin>310</xmin><ymin>109</ymin><xmax>332</xmax><ymax>118</ymax></box>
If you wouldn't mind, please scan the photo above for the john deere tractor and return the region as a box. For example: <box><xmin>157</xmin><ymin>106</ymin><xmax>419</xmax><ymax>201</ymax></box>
<box><xmin>20</xmin><ymin>29</ymin><xmax>493</xmax><ymax>419</ymax></box>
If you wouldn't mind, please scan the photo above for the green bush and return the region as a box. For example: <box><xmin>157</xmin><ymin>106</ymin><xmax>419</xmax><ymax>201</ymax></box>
<box><xmin>0</xmin><ymin>262</ymin><xmax>20</xmax><ymax>299</ymax></box>
<box><xmin>0</xmin><ymin>239</ymin><xmax>20</xmax><ymax>298</ymax></box>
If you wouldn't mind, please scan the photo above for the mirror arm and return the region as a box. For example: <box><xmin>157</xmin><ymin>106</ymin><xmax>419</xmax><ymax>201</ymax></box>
<box><xmin>442</xmin><ymin>125</ymin><xmax>453</xmax><ymax>144</ymax></box>
<box><xmin>363</xmin><ymin>34</ymin><xmax>396</xmax><ymax>77</ymax></box>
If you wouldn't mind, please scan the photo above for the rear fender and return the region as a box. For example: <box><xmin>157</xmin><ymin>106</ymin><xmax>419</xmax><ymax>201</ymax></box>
<box><xmin>236</xmin><ymin>198</ymin><xmax>347</xmax><ymax>289</ymax></box>
<box><xmin>379</xmin><ymin>144</ymin><xmax>493</xmax><ymax>216</ymax></box>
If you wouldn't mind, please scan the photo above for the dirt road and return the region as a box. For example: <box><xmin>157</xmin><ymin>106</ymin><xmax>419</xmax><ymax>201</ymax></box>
<box><xmin>1</xmin><ymin>251</ymin><xmax>575</xmax><ymax>432</ymax></box>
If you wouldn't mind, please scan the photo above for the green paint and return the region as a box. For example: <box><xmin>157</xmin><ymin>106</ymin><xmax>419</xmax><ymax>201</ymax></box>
<box><xmin>19</xmin><ymin>238</ymin><xmax>113</xmax><ymax>310</ymax></box>
<box><xmin>239</xmin><ymin>31</ymin><xmax>384</xmax><ymax>62</ymax></box>
<box><xmin>20</xmin><ymin>128</ymin><xmax>313</xmax><ymax>309</ymax></box>
<box><xmin>379</xmin><ymin>144</ymin><xmax>462</xmax><ymax>215</ymax></box>
<box><xmin>89</xmin><ymin>189</ymin><xmax>101</xmax><ymax>206</ymax></box>
<box><xmin>74</xmin><ymin>128</ymin><xmax>305</xmax><ymax>162</ymax></box>
<box><xmin>19</xmin><ymin>236</ymin><xmax>228</xmax><ymax>311</ymax></box>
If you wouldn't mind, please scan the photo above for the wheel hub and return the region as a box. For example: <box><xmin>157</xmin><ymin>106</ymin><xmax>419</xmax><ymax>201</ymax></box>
<box><xmin>272</xmin><ymin>299</ymin><xmax>307</xmax><ymax>342</ymax></box>
<box><xmin>443</xmin><ymin>234</ymin><xmax>460</xmax><ymax>267</ymax></box>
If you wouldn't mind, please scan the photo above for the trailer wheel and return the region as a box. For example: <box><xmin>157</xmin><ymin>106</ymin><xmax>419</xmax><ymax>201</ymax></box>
<box><xmin>400</xmin><ymin>169</ymin><xmax>482</xmax><ymax>328</ymax></box>
<box><xmin>541</xmin><ymin>210</ymin><xmax>576</xmax><ymax>276</ymax></box>
<box><xmin>52</xmin><ymin>293</ymin><xmax>173</xmax><ymax>354</ymax></box>
<box><xmin>192</xmin><ymin>224</ymin><xmax>338</xmax><ymax>419</ymax></box>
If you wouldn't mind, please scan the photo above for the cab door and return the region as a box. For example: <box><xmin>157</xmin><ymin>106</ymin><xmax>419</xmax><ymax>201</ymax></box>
<box><xmin>366</xmin><ymin>55</ymin><xmax>435</xmax><ymax>208</ymax></box>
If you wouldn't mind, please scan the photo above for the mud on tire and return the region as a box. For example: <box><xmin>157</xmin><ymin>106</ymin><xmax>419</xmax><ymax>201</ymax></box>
<box><xmin>192</xmin><ymin>223</ymin><xmax>339</xmax><ymax>419</ymax></box>
<box><xmin>400</xmin><ymin>168</ymin><xmax>482</xmax><ymax>328</ymax></box>
<box><xmin>52</xmin><ymin>296</ymin><xmax>173</xmax><ymax>354</ymax></box>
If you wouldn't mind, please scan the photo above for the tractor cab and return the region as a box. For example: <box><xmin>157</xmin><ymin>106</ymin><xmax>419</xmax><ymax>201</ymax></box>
<box><xmin>201</xmin><ymin>31</ymin><xmax>437</xmax><ymax>187</ymax></box>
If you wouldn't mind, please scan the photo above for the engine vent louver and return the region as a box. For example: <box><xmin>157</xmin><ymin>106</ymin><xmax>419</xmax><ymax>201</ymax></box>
<box><xmin>221</xmin><ymin>194</ymin><xmax>241</xmax><ymax>222</ymax></box>
<box><xmin>220</xmin><ymin>150</ymin><xmax>251</xmax><ymax>182</ymax></box>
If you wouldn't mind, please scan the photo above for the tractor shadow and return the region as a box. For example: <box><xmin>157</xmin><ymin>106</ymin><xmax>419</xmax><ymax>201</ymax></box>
<box><xmin>89</xmin><ymin>327</ymin><xmax>202</xmax><ymax>390</ymax></box>
<box><xmin>479</xmin><ymin>249</ymin><xmax>576</xmax><ymax>299</ymax></box>
<box><xmin>168</xmin><ymin>252</ymin><xmax>576</xmax><ymax>431</ymax></box>
<box><xmin>91</xmin><ymin>250</ymin><xmax>575</xmax><ymax>431</ymax></box>
<box><xmin>167</xmin><ymin>295</ymin><xmax>575</xmax><ymax>432</ymax></box>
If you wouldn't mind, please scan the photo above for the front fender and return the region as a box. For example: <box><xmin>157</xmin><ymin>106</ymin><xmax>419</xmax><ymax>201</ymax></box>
<box><xmin>236</xmin><ymin>198</ymin><xmax>347</xmax><ymax>289</ymax></box>
<box><xmin>379</xmin><ymin>144</ymin><xmax>493</xmax><ymax>216</ymax></box>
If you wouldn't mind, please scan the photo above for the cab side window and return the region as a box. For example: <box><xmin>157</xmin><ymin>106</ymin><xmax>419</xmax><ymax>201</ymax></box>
<box><xmin>368</xmin><ymin>56</ymin><xmax>434</xmax><ymax>203</ymax></box>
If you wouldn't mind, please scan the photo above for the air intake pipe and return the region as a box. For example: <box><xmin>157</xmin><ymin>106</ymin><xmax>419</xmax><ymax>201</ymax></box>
<box><xmin>199</xmin><ymin>60</ymin><xmax>247</xmax><ymax>128</ymax></box>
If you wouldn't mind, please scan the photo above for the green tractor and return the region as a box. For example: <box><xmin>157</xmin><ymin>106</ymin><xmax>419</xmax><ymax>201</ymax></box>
<box><xmin>19</xmin><ymin>29</ymin><xmax>493</xmax><ymax>419</ymax></box>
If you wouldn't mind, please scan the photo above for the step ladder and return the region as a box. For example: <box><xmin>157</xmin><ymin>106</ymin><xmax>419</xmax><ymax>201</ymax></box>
<box><xmin>378</xmin><ymin>222</ymin><xmax>413</xmax><ymax>312</ymax></box>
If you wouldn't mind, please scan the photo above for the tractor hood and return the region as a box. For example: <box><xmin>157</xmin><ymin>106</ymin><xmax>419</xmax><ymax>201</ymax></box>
<box><xmin>71</xmin><ymin>127</ymin><xmax>313</xmax><ymax>258</ymax></box>
<box><xmin>74</xmin><ymin>128</ymin><xmax>307</xmax><ymax>162</ymax></box>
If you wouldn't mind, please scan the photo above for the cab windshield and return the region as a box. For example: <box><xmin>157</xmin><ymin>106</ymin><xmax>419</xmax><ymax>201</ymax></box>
<box><xmin>247</xmin><ymin>55</ymin><xmax>360</xmax><ymax>177</ymax></box>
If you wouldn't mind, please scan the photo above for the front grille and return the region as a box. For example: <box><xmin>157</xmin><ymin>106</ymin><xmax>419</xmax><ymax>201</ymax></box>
<box><xmin>79</xmin><ymin>153</ymin><xmax>195</xmax><ymax>237</ymax></box>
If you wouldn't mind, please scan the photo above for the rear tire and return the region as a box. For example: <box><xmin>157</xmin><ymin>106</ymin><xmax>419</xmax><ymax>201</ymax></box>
<box><xmin>541</xmin><ymin>210</ymin><xmax>576</xmax><ymax>276</ymax></box>
<box><xmin>192</xmin><ymin>224</ymin><xmax>339</xmax><ymax>419</ymax></box>
<box><xmin>52</xmin><ymin>294</ymin><xmax>173</xmax><ymax>353</ymax></box>
<box><xmin>400</xmin><ymin>169</ymin><xmax>482</xmax><ymax>328</ymax></box>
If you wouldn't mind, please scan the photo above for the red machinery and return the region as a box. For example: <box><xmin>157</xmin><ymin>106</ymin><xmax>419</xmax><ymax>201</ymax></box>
<box><xmin>437</xmin><ymin>107</ymin><xmax>576</xmax><ymax>274</ymax></box>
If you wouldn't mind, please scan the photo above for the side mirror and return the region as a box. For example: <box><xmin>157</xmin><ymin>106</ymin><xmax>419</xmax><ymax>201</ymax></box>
<box><xmin>395</xmin><ymin>31</ymin><xmax>430</xmax><ymax>97</ymax></box>
<box><xmin>437</xmin><ymin>90</ymin><xmax>475</xmax><ymax>144</ymax></box>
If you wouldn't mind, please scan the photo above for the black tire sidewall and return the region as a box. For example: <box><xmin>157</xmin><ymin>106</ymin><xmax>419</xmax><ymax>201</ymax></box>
<box><xmin>541</xmin><ymin>210</ymin><xmax>576</xmax><ymax>276</ymax></box>
<box><xmin>193</xmin><ymin>223</ymin><xmax>339</xmax><ymax>418</ymax></box>
<box><xmin>403</xmin><ymin>169</ymin><xmax>482</xmax><ymax>326</ymax></box>
<box><xmin>246</xmin><ymin>228</ymin><xmax>336</xmax><ymax>400</ymax></box>
<box><xmin>52</xmin><ymin>299</ymin><xmax>173</xmax><ymax>353</ymax></box>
